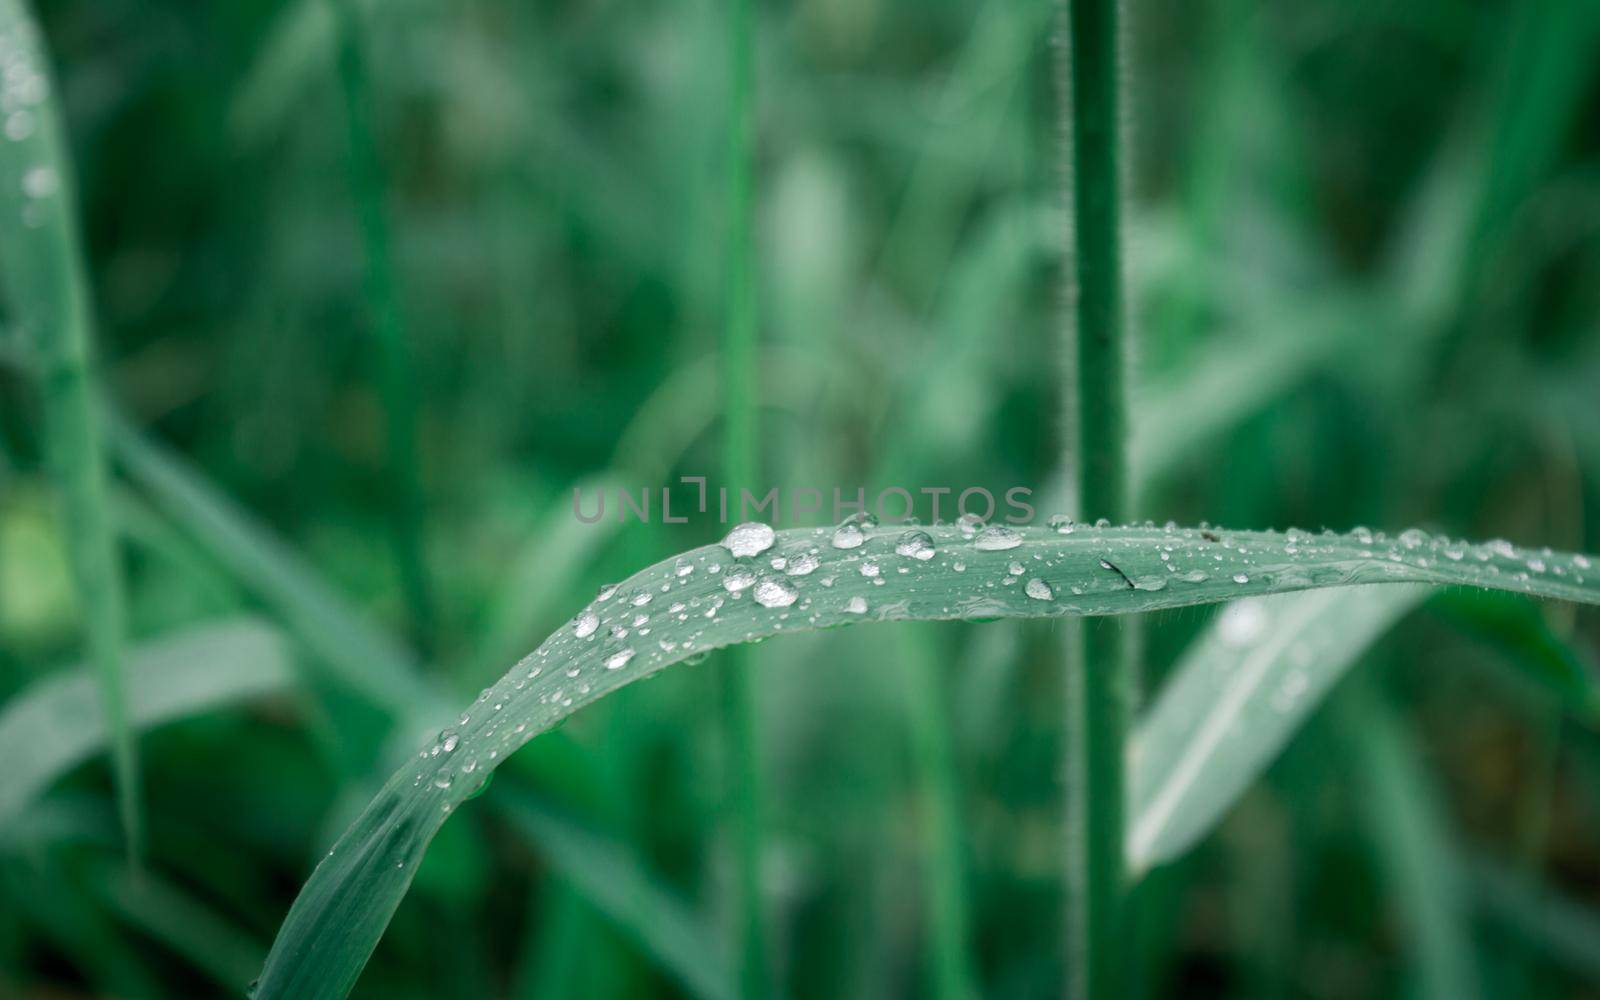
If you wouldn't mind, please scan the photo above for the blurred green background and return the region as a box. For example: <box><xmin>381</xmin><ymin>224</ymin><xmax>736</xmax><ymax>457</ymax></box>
<box><xmin>2</xmin><ymin>0</ymin><xmax>1599</xmax><ymax>996</ymax></box>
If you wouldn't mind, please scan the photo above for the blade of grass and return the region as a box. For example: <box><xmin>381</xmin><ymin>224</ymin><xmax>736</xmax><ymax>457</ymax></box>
<box><xmin>719</xmin><ymin>0</ymin><xmax>766</xmax><ymax>995</ymax></box>
<box><xmin>94</xmin><ymin>861</ymin><xmax>269</xmax><ymax>993</ymax></box>
<box><xmin>255</xmin><ymin>522</ymin><xmax>1600</xmax><ymax>998</ymax></box>
<box><xmin>1057</xmin><ymin>0</ymin><xmax>1133</xmax><ymax>996</ymax></box>
<box><xmin>0</xmin><ymin>0</ymin><xmax>138</xmax><ymax>859</ymax></box>
<box><xmin>1339</xmin><ymin>684</ymin><xmax>1479</xmax><ymax>1000</ymax></box>
<box><xmin>497</xmin><ymin>790</ymin><xmax>733</xmax><ymax>1000</ymax></box>
<box><xmin>1128</xmin><ymin>584</ymin><xmax>1430</xmax><ymax>872</ymax></box>
<box><xmin>0</xmin><ymin>617</ymin><xmax>294</xmax><ymax>828</ymax></box>
<box><xmin>106</xmin><ymin>415</ymin><xmax>445</xmax><ymax>727</ymax></box>
<box><xmin>329</xmin><ymin>0</ymin><xmax>435</xmax><ymax>654</ymax></box>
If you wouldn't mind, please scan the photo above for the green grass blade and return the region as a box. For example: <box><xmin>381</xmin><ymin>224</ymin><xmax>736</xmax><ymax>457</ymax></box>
<box><xmin>107</xmin><ymin>415</ymin><xmax>443</xmax><ymax>725</ymax></box>
<box><xmin>1340</xmin><ymin>686</ymin><xmax>1479</xmax><ymax>1000</ymax></box>
<box><xmin>255</xmin><ymin>522</ymin><xmax>1600</xmax><ymax>997</ymax></box>
<box><xmin>497</xmin><ymin>791</ymin><xmax>733</xmax><ymax>1000</ymax></box>
<box><xmin>95</xmin><ymin>862</ymin><xmax>269</xmax><ymax>992</ymax></box>
<box><xmin>1058</xmin><ymin>0</ymin><xmax>1133</xmax><ymax>993</ymax></box>
<box><xmin>1128</xmin><ymin>585</ymin><xmax>1429</xmax><ymax>873</ymax></box>
<box><xmin>0</xmin><ymin>617</ymin><xmax>294</xmax><ymax>828</ymax></box>
<box><xmin>1468</xmin><ymin>851</ymin><xmax>1600</xmax><ymax>985</ymax></box>
<box><xmin>330</xmin><ymin>0</ymin><xmax>435</xmax><ymax>653</ymax></box>
<box><xmin>720</xmin><ymin>0</ymin><xmax>766</xmax><ymax>994</ymax></box>
<box><xmin>0</xmin><ymin>0</ymin><xmax>136</xmax><ymax>856</ymax></box>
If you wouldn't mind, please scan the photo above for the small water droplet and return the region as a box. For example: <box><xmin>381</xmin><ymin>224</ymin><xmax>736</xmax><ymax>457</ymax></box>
<box><xmin>860</xmin><ymin>560</ymin><xmax>880</xmax><ymax>578</ymax></box>
<box><xmin>956</xmin><ymin>513</ymin><xmax>985</xmax><ymax>538</ymax></box>
<box><xmin>1047</xmin><ymin>513</ymin><xmax>1075</xmax><ymax>534</ymax></box>
<box><xmin>831</xmin><ymin>523</ymin><xmax>866</xmax><ymax>549</ymax></box>
<box><xmin>845</xmin><ymin>596</ymin><xmax>868</xmax><ymax>614</ymax></box>
<box><xmin>1232</xmin><ymin>573</ymin><xmax>1250</xmax><ymax>584</ymax></box>
<box><xmin>787</xmin><ymin>552</ymin><xmax>820</xmax><ymax>575</ymax></box>
<box><xmin>1025</xmin><ymin>578</ymin><xmax>1054</xmax><ymax>601</ymax></box>
<box><xmin>723</xmin><ymin>569</ymin><xmax>757</xmax><ymax>593</ymax></box>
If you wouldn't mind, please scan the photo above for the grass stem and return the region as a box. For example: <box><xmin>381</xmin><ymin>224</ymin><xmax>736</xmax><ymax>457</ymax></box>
<box><xmin>1057</xmin><ymin>0</ymin><xmax>1131</xmax><ymax>996</ymax></box>
<box><xmin>0</xmin><ymin>0</ymin><xmax>139</xmax><ymax>861</ymax></box>
<box><xmin>329</xmin><ymin>0</ymin><xmax>436</xmax><ymax>653</ymax></box>
<box><xmin>721</xmin><ymin>0</ymin><xmax>767</xmax><ymax>995</ymax></box>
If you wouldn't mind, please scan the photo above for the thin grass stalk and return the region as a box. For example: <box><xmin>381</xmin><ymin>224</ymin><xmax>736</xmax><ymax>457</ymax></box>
<box><xmin>720</xmin><ymin>0</ymin><xmax>767</xmax><ymax>994</ymax></box>
<box><xmin>329</xmin><ymin>0</ymin><xmax>435</xmax><ymax>652</ymax></box>
<box><xmin>897</xmin><ymin>627</ymin><xmax>978</xmax><ymax>1000</ymax></box>
<box><xmin>0</xmin><ymin>0</ymin><xmax>139</xmax><ymax>860</ymax></box>
<box><xmin>1056</xmin><ymin>0</ymin><xmax>1131</xmax><ymax>997</ymax></box>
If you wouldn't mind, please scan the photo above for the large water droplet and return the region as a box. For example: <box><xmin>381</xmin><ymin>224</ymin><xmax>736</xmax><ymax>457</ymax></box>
<box><xmin>753</xmin><ymin>578</ymin><xmax>798</xmax><ymax>608</ymax></box>
<box><xmin>831</xmin><ymin>522</ymin><xmax>866</xmax><ymax>549</ymax></box>
<box><xmin>722</xmin><ymin>521</ymin><xmax>776</xmax><ymax>558</ymax></box>
<box><xmin>895</xmin><ymin>530</ymin><xmax>936</xmax><ymax>561</ymax></box>
<box><xmin>973</xmin><ymin>525</ymin><xmax>1022</xmax><ymax>551</ymax></box>
<box><xmin>604</xmin><ymin>648</ymin><xmax>636</xmax><ymax>670</ymax></box>
<box><xmin>572</xmin><ymin>609</ymin><xmax>599</xmax><ymax>638</ymax></box>
<box><xmin>1025</xmin><ymin>577</ymin><xmax>1054</xmax><ymax>600</ymax></box>
<box><xmin>787</xmin><ymin>552</ymin><xmax>820</xmax><ymax>575</ymax></box>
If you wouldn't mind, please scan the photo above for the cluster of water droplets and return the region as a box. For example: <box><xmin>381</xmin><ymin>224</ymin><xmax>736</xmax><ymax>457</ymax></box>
<box><xmin>0</xmin><ymin>21</ymin><xmax>54</xmax><ymax>229</ymax></box>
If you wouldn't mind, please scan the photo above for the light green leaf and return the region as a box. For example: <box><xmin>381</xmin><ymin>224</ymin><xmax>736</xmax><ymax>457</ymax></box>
<box><xmin>0</xmin><ymin>618</ymin><xmax>294</xmax><ymax>828</ymax></box>
<box><xmin>1128</xmin><ymin>584</ymin><xmax>1428</xmax><ymax>872</ymax></box>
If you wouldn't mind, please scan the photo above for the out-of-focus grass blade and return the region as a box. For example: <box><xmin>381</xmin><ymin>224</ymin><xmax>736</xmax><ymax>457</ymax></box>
<box><xmin>496</xmin><ymin>790</ymin><xmax>731</xmax><ymax>1000</ymax></box>
<box><xmin>95</xmin><ymin>862</ymin><xmax>268</xmax><ymax>992</ymax></box>
<box><xmin>1433</xmin><ymin>589</ymin><xmax>1600</xmax><ymax>721</ymax></box>
<box><xmin>1128</xmin><ymin>585</ymin><xmax>1430</xmax><ymax>872</ymax></box>
<box><xmin>0</xmin><ymin>618</ymin><xmax>294</xmax><ymax>828</ymax></box>
<box><xmin>230</xmin><ymin>0</ymin><xmax>359</xmax><ymax>146</ymax></box>
<box><xmin>1468</xmin><ymin>851</ymin><xmax>1600</xmax><ymax>985</ymax></box>
<box><xmin>107</xmin><ymin>415</ymin><xmax>444</xmax><ymax>726</ymax></box>
<box><xmin>1341</xmin><ymin>687</ymin><xmax>1479</xmax><ymax>1000</ymax></box>
<box><xmin>255</xmin><ymin>523</ymin><xmax>1600</xmax><ymax>997</ymax></box>
<box><xmin>470</xmin><ymin>474</ymin><xmax>630</xmax><ymax>683</ymax></box>
<box><xmin>0</xmin><ymin>0</ymin><xmax>137</xmax><ymax>856</ymax></box>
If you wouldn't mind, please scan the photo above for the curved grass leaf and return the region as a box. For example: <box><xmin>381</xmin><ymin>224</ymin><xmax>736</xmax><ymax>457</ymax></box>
<box><xmin>1127</xmin><ymin>584</ymin><xmax>1430</xmax><ymax>872</ymax></box>
<box><xmin>0</xmin><ymin>618</ymin><xmax>294</xmax><ymax>828</ymax></box>
<box><xmin>255</xmin><ymin>522</ymin><xmax>1600</xmax><ymax>997</ymax></box>
<box><xmin>0</xmin><ymin>0</ymin><xmax>137</xmax><ymax>855</ymax></box>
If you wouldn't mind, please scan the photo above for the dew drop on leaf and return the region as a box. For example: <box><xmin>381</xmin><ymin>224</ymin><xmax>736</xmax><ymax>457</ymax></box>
<box><xmin>722</xmin><ymin>521</ymin><xmax>776</xmax><ymax>557</ymax></box>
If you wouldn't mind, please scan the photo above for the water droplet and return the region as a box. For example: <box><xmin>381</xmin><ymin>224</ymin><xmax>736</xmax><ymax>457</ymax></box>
<box><xmin>973</xmin><ymin>525</ymin><xmax>1022</xmax><ymax>551</ymax></box>
<box><xmin>956</xmin><ymin>513</ymin><xmax>985</xmax><ymax>538</ymax></box>
<box><xmin>572</xmin><ymin>609</ymin><xmax>599</xmax><ymax>638</ymax></box>
<box><xmin>753</xmin><ymin>578</ymin><xmax>798</xmax><ymax>608</ymax></box>
<box><xmin>433</xmin><ymin>774</ymin><xmax>453</xmax><ymax>789</ymax></box>
<box><xmin>860</xmin><ymin>560</ymin><xmax>880</xmax><ymax>578</ymax></box>
<box><xmin>604</xmin><ymin>648</ymin><xmax>636</xmax><ymax>670</ymax></box>
<box><xmin>723</xmin><ymin>569</ymin><xmax>756</xmax><ymax>593</ymax></box>
<box><xmin>1218</xmin><ymin>602</ymin><xmax>1266</xmax><ymax>645</ymax></box>
<box><xmin>4</xmin><ymin>109</ymin><xmax>32</xmax><ymax>141</ymax></box>
<box><xmin>1047</xmin><ymin>513</ymin><xmax>1075</xmax><ymax>534</ymax></box>
<box><xmin>845</xmin><ymin>596</ymin><xmax>868</xmax><ymax>614</ymax></box>
<box><xmin>442</xmin><ymin>733</ymin><xmax>460</xmax><ymax>753</ymax></box>
<box><xmin>831</xmin><ymin>522</ymin><xmax>866</xmax><ymax>549</ymax></box>
<box><xmin>894</xmin><ymin>530</ymin><xmax>936</xmax><ymax>561</ymax></box>
<box><xmin>1232</xmin><ymin>573</ymin><xmax>1250</xmax><ymax>584</ymax></box>
<box><xmin>1025</xmin><ymin>578</ymin><xmax>1054</xmax><ymax>600</ymax></box>
<box><xmin>787</xmin><ymin>552</ymin><xmax>820</xmax><ymax>575</ymax></box>
<box><xmin>1007</xmin><ymin>561</ymin><xmax>1024</xmax><ymax>576</ymax></box>
<box><xmin>597</xmin><ymin>583</ymin><xmax>618</xmax><ymax>602</ymax></box>
<box><xmin>21</xmin><ymin>165</ymin><xmax>54</xmax><ymax>199</ymax></box>
<box><xmin>722</xmin><ymin>521</ymin><xmax>776</xmax><ymax>557</ymax></box>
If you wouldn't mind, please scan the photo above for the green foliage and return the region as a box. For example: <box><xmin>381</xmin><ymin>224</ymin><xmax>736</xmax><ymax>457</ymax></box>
<box><xmin>2</xmin><ymin>0</ymin><xmax>1600</xmax><ymax>997</ymax></box>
